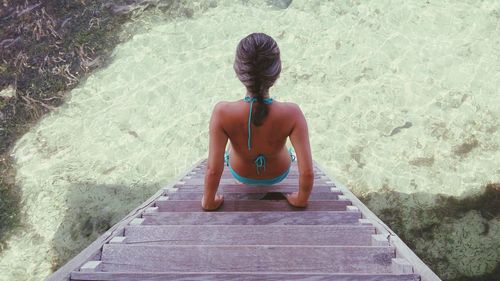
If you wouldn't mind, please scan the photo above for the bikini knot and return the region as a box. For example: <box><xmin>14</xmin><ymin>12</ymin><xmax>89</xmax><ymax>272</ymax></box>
<box><xmin>254</xmin><ymin>154</ymin><xmax>266</xmax><ymax>175</ymax></box>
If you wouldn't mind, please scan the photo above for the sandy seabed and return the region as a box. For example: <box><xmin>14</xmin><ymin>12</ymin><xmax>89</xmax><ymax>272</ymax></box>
<box><xmin>0</xmin><ymin>0</ymin><xmax>499</xmax><ymax>280</ymax></box>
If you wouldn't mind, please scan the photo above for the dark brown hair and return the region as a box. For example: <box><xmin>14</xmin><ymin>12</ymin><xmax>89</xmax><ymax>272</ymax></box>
<box><xmin>233</xmin><ymin>32</ymin><xmax>281</xmax><ymax>126</ymax></box>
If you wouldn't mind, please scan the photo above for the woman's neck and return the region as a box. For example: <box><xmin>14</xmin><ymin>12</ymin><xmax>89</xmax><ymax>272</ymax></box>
<box><xmin>245</xmin><ymin>91</ymin><xmax>270</xmax><ymax>99</ymax></box>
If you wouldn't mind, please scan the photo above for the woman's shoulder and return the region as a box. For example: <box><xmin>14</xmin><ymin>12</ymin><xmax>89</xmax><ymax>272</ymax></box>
<box><xmin>213</xmin><ymin>99</ymin><xmax>302</xmax><ymax>114</ymax></box>
<box><xmin>276</xmin><ymin>100</ymin><xmax>300</xmax><ymax>108</ymax></box>
<box><xmin>274</xmin><ymin>100</ymin><xmax>302</xmax><ymax>115</ymax></box>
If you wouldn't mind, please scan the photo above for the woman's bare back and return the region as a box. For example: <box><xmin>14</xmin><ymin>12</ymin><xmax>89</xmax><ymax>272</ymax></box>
<box><xmin>218</xmin><ymin>98</ymin><xmax>312</xmax><ymax>179</ymax></box>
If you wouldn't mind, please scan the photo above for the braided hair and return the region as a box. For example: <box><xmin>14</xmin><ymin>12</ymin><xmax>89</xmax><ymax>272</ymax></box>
<box><xmin>233</xmin><ymin>32</ymin><xmax>281</xmax><ymax>126</ymax></box>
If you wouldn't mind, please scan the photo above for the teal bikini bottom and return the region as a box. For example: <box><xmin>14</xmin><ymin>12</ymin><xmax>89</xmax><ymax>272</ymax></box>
<box><xmin>224</xmin><ymin>147</ymin><xmax>296</xmax><ymax>185</ymax></box>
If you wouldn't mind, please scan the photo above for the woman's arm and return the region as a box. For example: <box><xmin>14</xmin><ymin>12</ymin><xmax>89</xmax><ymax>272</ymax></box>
<box><xmin>202</xmin><ymin>102</ymin><xmax>228</xmax><ymax>211</ymax></box>
<box><xmin>287</xmin><ymin>103</ymin><xmax>314</xmax><ymax>207</ymax></box>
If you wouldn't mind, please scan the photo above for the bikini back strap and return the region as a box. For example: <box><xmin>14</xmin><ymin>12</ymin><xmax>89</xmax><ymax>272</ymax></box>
<box><xmin>243</xmin><ymin>96</ymin><xmax>273</xmax><ymax>150</ymax></box>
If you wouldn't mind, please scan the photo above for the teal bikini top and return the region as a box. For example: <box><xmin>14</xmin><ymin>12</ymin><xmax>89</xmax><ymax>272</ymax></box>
<box><xmin>243</xmin><ymin>95</ymin><xmax>273</xmax><ymax>175</ymax></box>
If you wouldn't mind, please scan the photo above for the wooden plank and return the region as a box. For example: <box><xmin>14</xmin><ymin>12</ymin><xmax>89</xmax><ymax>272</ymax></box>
<box><xmin>359</xmin><ymin>219</ymin><xmax>373</xmax><ymax>225</ymax></box>
<box><xmin>165</xmin><ymin>191</ymin><xmax>341</xmax><ymax>201</ymax></box>
<box><xmin>233</xmin><ymin>167</ymin><xmax>322</xmax><ymax>173</ymax></box>
<box><xmin>46</xmin><ymin>159</ymin><xmax>207</xmax><ymax>281</ymax></box>
<box><xmin>141</xmin><ymin>211</ymin><xmax>362</xmax><ymax>225</ymax></box>
<box><xmin>180</xmin><ymin>177</ymin><xmax>329</xmax><ymax>185</ymax></box>
<box><xmin>372</xmin><ymin>234</ymin><xmax>390</xmax><ymax>246</ymax></box>
<box><xmin>192</xmin><ymin>166</ymin><xmax>322</xmax><ymax>172</ymax></box>
<box><xmin>154</xmin><ymin>199</ymin><xmax>350</xmax><ymax>212</ymax></box>
<box><xmin>392</xmin><ymin>258</ymin><xmax>414</xmax><ymax>274</ymax></box>
<box><xmin>314</xmin><ymin>160</ymin><xmax>440</xmax><ymax>281</ymax></box>
<box><xmin>190</xmin><ymin>168</ymin><xmax>324</xmax><ymax>176</ymax></box>
<box><xmin>100</xmin><ymin>244</ymin><xmax>396</xmax><ymax>273</ymax></box>
<box><xmin>123</xmin><ymin>225</ymin><xmax>376</xmax><ymax>246</ymax></box>
<box><xmin>196</xmin><ymin>162</ymin><xmax>320</xmax><ymax>172</ymax></box>
<box><xmin>129</xmin><ymin>218</ymin><xmax>144</xmax><ymax>225</ymax></box>
<box><xmin>109</xmin><ymin>237</ymin><xmax>127</xmax><ymax>244</ymax></box>
<box><xmin>144</xmin><ymin>207</ymin><xmax>158</xmax><ymax>213</ymax></box>
<box><xmin>71</xmin><ymin>271</ymin><xmax>420</xmax><ymax>281</ymax></box>
<box><xmin>347</xmin><ymin>206</ymin><xmax>360</xmax><ymax>212</ymax></box>
<box><xmin>79</xmin><ymin>261</ymin><xmax>102</xmax><ymax>272</ymax></box>
<box><xmin>174</xmin><ymin>185</ymin><xmax>333</xmax><ymax>193</ymax></box>
<box><xmin>189</xmin><ymin>172</ymin><xmax>326</xmax><ymax>180</ymax></box>
<box><xmin>189</xmin><ymin>170</ymin><xmax>326</xmax><ymax>179</ymax></box>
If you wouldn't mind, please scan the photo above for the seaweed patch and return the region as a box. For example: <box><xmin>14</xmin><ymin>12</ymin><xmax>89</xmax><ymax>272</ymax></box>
<box><xmin>358</xmin><ymin>182</ymin><xmax>500</xmax><ymax>280</ymax></box>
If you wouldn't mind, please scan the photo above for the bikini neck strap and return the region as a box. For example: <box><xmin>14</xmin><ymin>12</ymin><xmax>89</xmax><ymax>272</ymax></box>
<box><xmin>243</xmin><ymin>96</ymin><xmax>273</xmax><ymax>104</ymax></box>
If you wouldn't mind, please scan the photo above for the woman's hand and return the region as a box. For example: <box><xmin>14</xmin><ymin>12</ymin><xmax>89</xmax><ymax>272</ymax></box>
<box><xmin>285</xmin><ymin>192</ymin><xmax>308</xmax><ymax>208</ymax></box>
<box><xmin>201</xmin><ymin>194</ymin><xmax>224</xmax><ymax>211</ymax></box>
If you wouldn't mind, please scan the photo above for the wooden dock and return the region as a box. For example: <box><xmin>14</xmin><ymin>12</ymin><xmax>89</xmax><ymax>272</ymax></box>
<box><xmin>47</xmin><ymin>158</ymin><xmax>441</xmax><ymax>281</ymax></box>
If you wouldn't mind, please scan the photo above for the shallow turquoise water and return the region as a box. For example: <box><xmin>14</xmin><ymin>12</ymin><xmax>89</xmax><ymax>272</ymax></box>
<box><xmin>0</xmin><ymin>0</ymin><xmax>499</xmax><ymax>280</ymax></box>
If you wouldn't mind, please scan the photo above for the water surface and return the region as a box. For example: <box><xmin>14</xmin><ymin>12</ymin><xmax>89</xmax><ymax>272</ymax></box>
<box><xmin>0</xmin><ymin>0</ymin><xmax>499</xmax><ymax>280</ymax></box>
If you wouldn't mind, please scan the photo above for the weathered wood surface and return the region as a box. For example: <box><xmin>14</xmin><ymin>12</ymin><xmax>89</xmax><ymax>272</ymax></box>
<box><xmin>314</xmin><ymin>160</ymin><xmax>441</xmax><ymax>281</ymax></box>
<box><xmin>71</xmin><ymin>272</ymin><xmax>420</xmax><ymax>281</ymax></box>
<box><xmin>173</xmin><ymin>184</ymin><xmax>333</xmax><ymax>193</ymax></box>
<box><xmin>188</xmin><ymin>173</ymin><xmax>326</xmax><ymax>180</ymax></box>
<box><xmin>164</xmin><ymin>191</ymin><xmax>341</xmax><ymax>200</ymax></box>
<box><xmin>192</xmin><ymin>164</ymin><xmax>321</xmax><ymax>173</ymax></box>
<box><xmin>189</xmin><ymin>171</ymin><xmax>325</xmax><ymax>179</ymax></box>
<box><xmin>123</xmin><ymin>225</ymin><xmax>375</xmax><ymax>246</ymax></box>
<box><xmin>100</xmin><ymin>244</ymin><xmax>396</xmax><ymax>273</ymax></box>
<box><xmin>52</xmin><ymin>158</ymin><xmax>435</xmax><ymax>281</ymax></box>
<box><xmin>181</xmin><ymin>175</ymin><xmax>328</xmax><ymax>185</ymax></box>
<box><xmin>141</xmin><ymin>211</ymin><xmax>363</xmax><ymax>225</ymax></box>
<box><xmin>45</xmin><ymin>159</ymin><xmax>207</xmax><ymax>281</ymax></box>
<box><xmin>155</xmin><ymin>199</ymin><xmax>351</xmax><ymax>212</ymax></box>
<box><xmin>193</xmin><ymin>165</ymin><xmax>320</xmax><ymax>172</ymax></box>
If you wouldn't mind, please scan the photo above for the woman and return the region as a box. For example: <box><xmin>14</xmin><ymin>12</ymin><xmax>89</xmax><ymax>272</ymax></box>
<box><xmin>202</xmin><ymin>32</ymin><xmax>314</xmax><ymax>211</ymax></box>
